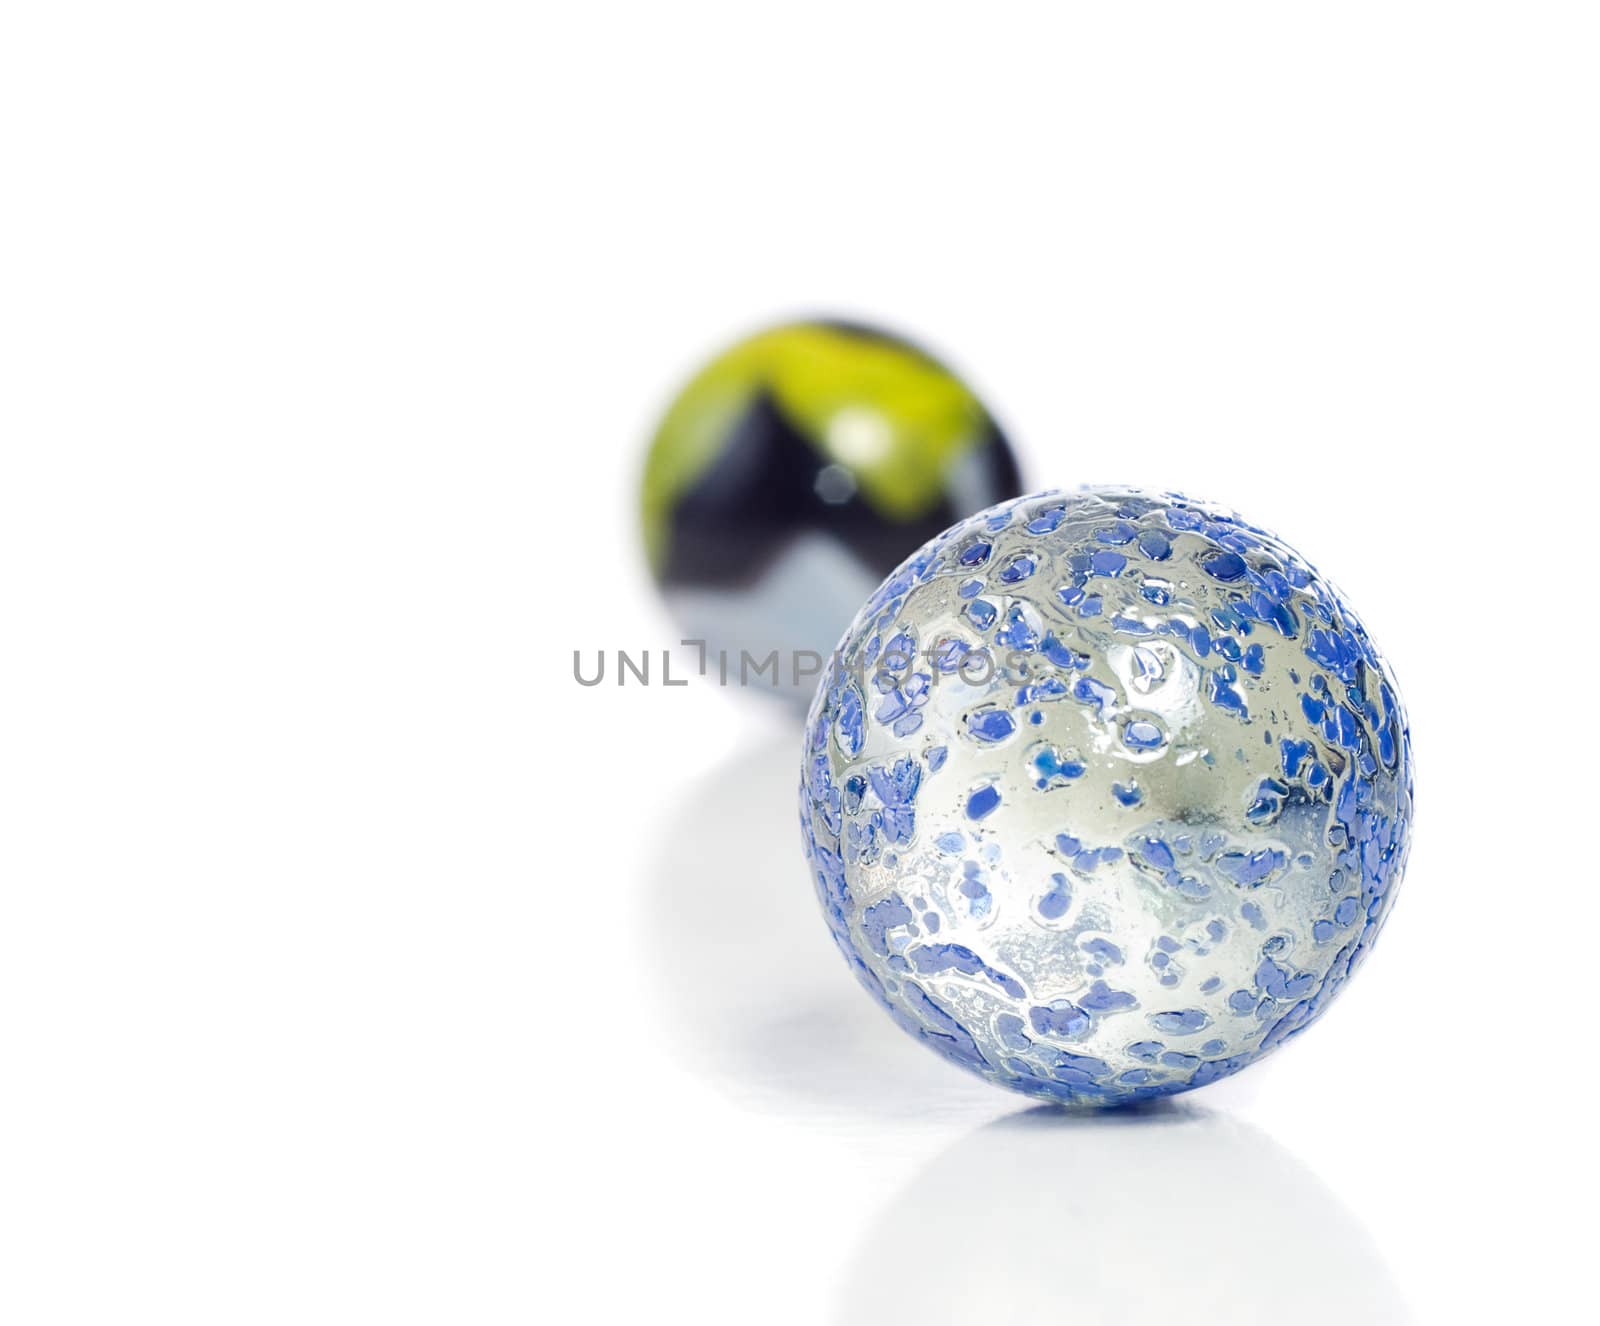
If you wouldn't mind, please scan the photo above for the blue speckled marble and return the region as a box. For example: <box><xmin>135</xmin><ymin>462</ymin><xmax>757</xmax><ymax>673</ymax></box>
<box><xmin>798</xmin><ymin>488</ymin><xmax>1414</xmax><ymax>1105</ymax></box>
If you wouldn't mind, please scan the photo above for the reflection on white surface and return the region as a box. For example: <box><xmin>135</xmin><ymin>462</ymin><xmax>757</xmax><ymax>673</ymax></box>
<box><xmin>838</xmin><ymin>1104</ymin><xmax>1411</xmax><ymax>1325</ymax></box>
<box><xmin>646</xmin><ymin>732</ymin><xmax>1000</xmax><ymax>1119</ymax></box>
<box><xmin>650</xmin><ymin>736</ymin><xmax>1409</xmax><ymax>1322</ymax></box>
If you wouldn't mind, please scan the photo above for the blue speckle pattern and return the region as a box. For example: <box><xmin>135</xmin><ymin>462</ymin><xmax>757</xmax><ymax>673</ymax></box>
<box><xmin>798</xmin><ymin>487</ymin><xmax>1414</xmax><ymax>1106</ymax></box>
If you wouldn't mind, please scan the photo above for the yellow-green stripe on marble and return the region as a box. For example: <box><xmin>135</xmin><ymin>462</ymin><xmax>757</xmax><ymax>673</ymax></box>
<box><xmin>641</xmin><ymin>324</ymin><xmax>991</xmax><ymax>572</ymax></box>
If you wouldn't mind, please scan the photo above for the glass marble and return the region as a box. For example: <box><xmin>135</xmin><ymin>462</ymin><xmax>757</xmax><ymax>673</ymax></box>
<box><xmin>641</xmin><ymin>320</ymin><xmax>1022</xmax><ymax>704</ymax></box>
<box><xmin>798</xmin><ymin>487</ymin><xmax>1414</xmax><ymax>1104</ymax></box>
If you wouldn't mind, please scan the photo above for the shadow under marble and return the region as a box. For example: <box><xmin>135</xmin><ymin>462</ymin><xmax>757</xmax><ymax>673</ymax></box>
<box><xmin>645</xmin><ymin>729</ymin><xmax>1001</xmax><ymax>1120</ymax></box>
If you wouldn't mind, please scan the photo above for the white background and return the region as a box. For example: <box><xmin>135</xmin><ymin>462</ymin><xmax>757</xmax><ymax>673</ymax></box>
<box><xmin>3</xmin><ymin>3</ymin><xmax>1597</xmax><ymax>1322</ymax></box>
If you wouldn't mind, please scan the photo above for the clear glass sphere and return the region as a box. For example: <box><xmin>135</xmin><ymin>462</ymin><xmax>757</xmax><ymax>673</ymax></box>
<box><xmin>799</xmin><ymin>487</ymin><xmax>1414</xmax><ymax>1104</ymax></box>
